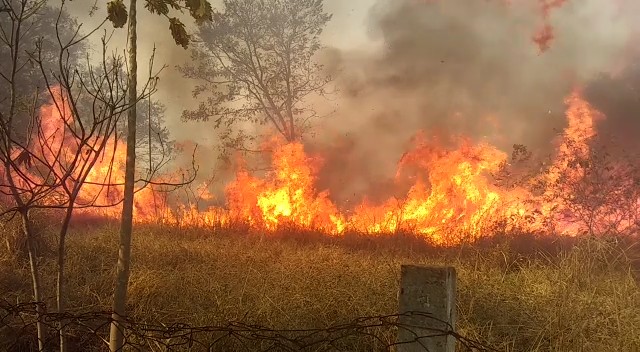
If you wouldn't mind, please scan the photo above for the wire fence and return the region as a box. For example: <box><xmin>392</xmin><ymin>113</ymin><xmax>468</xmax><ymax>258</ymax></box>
<box><xmin>0</xmin><ymin>300</ymin><xmax>496</xmax><ymax>352</ymax></box>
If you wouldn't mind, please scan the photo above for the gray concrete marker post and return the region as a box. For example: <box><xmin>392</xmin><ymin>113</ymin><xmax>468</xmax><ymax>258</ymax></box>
<box><xmin>398</xmin><ymin>265</ymin><xmax>457</xmax><ymax>352</ymax></box>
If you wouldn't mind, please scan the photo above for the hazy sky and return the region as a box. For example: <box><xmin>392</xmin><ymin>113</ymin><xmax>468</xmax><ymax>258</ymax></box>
<box><xmin>64</xmin><ymin>0</ymin><xmax>638</xmax><ymax>145</ymax></box>
<box><xmin>62</xmin><ymin>0</ymin><xmax>640</xmax><ymax>200</ymax></box>
<box><xmin>66</xmin><ymin>0</ymin><xmax>377</xmax><ymax>144</ymax></box>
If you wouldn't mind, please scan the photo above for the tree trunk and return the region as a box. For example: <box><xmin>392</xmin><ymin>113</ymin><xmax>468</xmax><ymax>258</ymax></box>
<box><xmin>109</xmin><ymin>0</ymin><xmax>137</xmax><ymax>349</ymax></box>
<box><xmin>23</xmin><ymin>212</ymin><xmax>45</xmax><ymax>351</ymax></box>
<box><xmin>56</xmin><ymin>205</ymin><xmax>74</xmax><ymax>352</ymax></box>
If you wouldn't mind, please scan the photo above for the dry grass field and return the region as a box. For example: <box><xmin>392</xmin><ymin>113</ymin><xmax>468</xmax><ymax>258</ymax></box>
<box><xmin>1</xmin><ymin>223</ymin><xmax>640</xmax><ymax>351</ymax></box>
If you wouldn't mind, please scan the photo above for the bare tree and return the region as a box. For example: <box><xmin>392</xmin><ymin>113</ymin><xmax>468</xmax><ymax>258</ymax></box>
<box><xmin>0</xmin><ymin>1</ymin><xmax>122</xmax><ymax>350</ymax></box>
<box><xmin>180</xmin><ymin>0</ymin><xmax>333</xmax><ymax>152</ymax></box>
<box><xmin>105</xmin><ymin>0</ymin><xmax>211</xmax><ymax>349</ymax></box>
<box><xmin>0</xmin><ymin>1</ymin><xmax>61</xmax><ymax>348</ymax></box>
<box><xmin>495</xmin><ymin>133</ymin><xmax>640</xmax><ymax>238</ymax></box>
<box><xmin>0</xmin><ymin>1</ymin><xmax>180</xmax><ymax>350</ymax></box>
<box><xmin>538</xmin><ymin>137</ymin><xmax>640</xmax><ymax>236</ymax></box>
<box><xmin>35</xmin><ymin>5</ymin><xmax>163</xmax><ymax>351</ymax></box>
<box><xmin>0</xmin><ymin>0</ymin><xmax>87</xmax><ymax>144</ymax></box>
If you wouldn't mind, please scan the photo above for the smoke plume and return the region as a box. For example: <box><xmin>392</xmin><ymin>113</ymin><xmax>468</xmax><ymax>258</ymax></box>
<box><xmin>310</xmin><ymin>0</ymin><xmax>640</xmax><ymax>205</ymax></box>
<box><xmin>64</xmin><ymin>0</ymin><xmax>640</xmax><ymax>206</ymax></box>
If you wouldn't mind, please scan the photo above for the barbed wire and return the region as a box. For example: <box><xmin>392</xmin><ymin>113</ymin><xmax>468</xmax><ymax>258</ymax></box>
<box><xmin>0</xmin><ymin>300</ymin><xmax>496</xmax><ymax>351</ymax></box>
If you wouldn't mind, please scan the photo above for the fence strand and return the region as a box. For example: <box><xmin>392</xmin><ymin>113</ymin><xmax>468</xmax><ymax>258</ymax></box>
<box><xmin>0</xmin><ymin>300</ymin><xmax>495</xmax><ymax>351</ymax></box>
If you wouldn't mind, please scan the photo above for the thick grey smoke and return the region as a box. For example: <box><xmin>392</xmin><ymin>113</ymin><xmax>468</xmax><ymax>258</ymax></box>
<box><xmin>310</xmin><ymin>0</ymin><xmax>640</xmax><ymax>205</ymax></box>
<box><xmin>65</xmin><ymin>0</ymin><xmax>640</xmax><ymax>206</ymax></box>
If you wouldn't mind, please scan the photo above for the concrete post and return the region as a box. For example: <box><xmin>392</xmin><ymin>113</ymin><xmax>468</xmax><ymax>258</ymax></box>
<box><xmin>397</xmin><ymin>265</ymin><xmax>456</xmax><ymax>352</ymax></box>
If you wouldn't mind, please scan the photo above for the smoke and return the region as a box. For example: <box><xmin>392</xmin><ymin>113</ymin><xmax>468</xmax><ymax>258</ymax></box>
<box><xmin>65</xmin><ymin>1</ymin><xmax>227</xmax><ymax>188</ymax></box>
<box><xmin>309</xmin><ymin>0</ymin><xmax>640</xmax><ymax>205</ymax></box>
<box><xmin>64</xmin><ymin>0</ymin><xmax>640</xmax><ymax>206</ymax></box>
<box><xmin>66</xmin><ymin>1</ymin><xmax>213</xmax><ymax>139</ymax></box>
<box><xmin>584</xmin><ymin>62</ymin><xmax>640</xmax><ymax>154</ymax></box>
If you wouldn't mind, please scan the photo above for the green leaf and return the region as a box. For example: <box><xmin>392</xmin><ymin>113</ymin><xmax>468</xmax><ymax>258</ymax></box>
<box><xmin>169</xmin><ymin>17</ymin><xmax>189</xmax><ymax>49</ymax></box>
<box><xmin>145</xmin><ymin>0</ymin><xmax>169</xmax><ymax>15</ymax></box>
<box><xmin>184</xmin><ymin>0</ymin><xmax>212</xmax><ymax>23</ymax></box>
<box><xmin>107</xmin><ymin>0</ymin><xmax>128</xmax><ymax>28</ymax></box>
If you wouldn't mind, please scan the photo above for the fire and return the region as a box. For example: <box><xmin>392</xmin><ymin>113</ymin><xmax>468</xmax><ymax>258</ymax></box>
<box><xmin>184</xmin><ymin>88</ymin><xmax>622</xmax><ymax>244</ymax></box>
<box><xmin>537</xmin><ymin>90</ymin><xmax>609</xmax><ymax>234</ymax></box>
<box><xmin>6</xmin><ymin>86</ymin><xmax>637</xmax><ymax>245</ymax></box>
<box><xmin>237</xmin><ymin>135</ymin><xmax>537</xmax><ymax>245</ymax></box>
<box><xmin>0</xmin><ymin>87</ymin><xmax>167</xmax><ymax>223</ymax></box>
<box><xmin>225</xmin><ymin>140</ymin><xmax>344</xmax><ymax>233</ymax></box>
<box><xmin>200</xmin><ymin>134</ymin><xmax>531</xmax><ymax>245</ymax></box>
<box><xmin>348</xmin><ymin>138</ymin><xmax>517</xmax><ymax>244</ymax></box>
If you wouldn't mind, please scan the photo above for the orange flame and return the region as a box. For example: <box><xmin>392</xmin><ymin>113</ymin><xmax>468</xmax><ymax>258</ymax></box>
<box><xmin>185</xmin><ymin>89</ymin><xmax>623</xmax><ymax>245</ymax></box>
<box><xmin>0</xmin><ymin>87</ymin><xmax>168</xmax><ymax>223</ymax></box>
<box><xmin>225</xmin><ymin>140</ymin><xmax>344</xmax><ymax>233</ymax></box>
<box><xmin>348</xmin><ymin>138</ymin><xmax>513</xmax><ymax>243</ymax></box>
<box><xmin>12</xmin><ymin>87</ymin><xmax>638</xmax><ymax>245</ymax></box>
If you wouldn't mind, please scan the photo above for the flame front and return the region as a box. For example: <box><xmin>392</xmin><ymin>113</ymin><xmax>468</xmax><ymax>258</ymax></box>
<box><xmin>9</xmin><ymin>88</ymin><xmax>639</xmax><ymax>245</ymax></box>
<box><xmin>0</xmin><ymin>87</ymin><xmax>164</xmax><ymax>222</ymax></box>
<box><xmin>214</xmin><ymin>135</ymin><xmax>537</xmax><ymax>245</ymax></box>
<box><xmin>190</xmin><ymin>89</ymin><xmax>625</xmax><ymax>244</ymax></box>
<box><xmin>225</xmin><ymin>140</ymin><xmax>344</xmax><ymax>233</ymax></box>
<box><xmin>349</xmin><ymin>138</ymin><xmax>519</xmax><ymax>244</ymax></box>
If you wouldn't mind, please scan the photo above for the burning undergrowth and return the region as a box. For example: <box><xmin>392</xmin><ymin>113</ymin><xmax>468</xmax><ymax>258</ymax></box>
<box><xmin>5</xmin><ymin>84</ymin><xmax>640</xmax><ymax>247</ymax></box>
<box><xmin>206</xmin><ymin>91</ymin><xmax>634</xmax><ymax>240</ymax></box>
<box><xmin>205</xmin><ymin>89</ymin><xmax>640</xmax><ymax>244</ymax></box>
<box><xmin>5</xmin><ymin>0</ymin><xmax>640</xmax><ymax>247</ymax></box>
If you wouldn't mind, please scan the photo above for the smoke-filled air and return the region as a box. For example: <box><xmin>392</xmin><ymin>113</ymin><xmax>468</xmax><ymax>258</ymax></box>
<box><xmin>2</xmin><ymin>0</ymin><xmax>640</xmax><ymax>350</ymax></box>
<box><xmin>6</xmin><ymin>0</ymin><xmax>640</xmax><ymax>245</ymax></box>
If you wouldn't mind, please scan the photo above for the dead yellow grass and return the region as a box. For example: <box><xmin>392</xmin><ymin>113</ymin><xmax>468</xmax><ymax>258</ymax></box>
<box><xmin>1</xmin><ymin>224</ymin><xmax>639</xmax><ymax>351</ymax></box>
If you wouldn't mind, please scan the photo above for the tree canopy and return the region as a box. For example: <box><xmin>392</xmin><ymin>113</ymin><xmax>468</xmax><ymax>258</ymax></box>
<box><xmin>181</xmin><ymin>0</ymin><xmax>332</xmax><ymax>150</ymax></box>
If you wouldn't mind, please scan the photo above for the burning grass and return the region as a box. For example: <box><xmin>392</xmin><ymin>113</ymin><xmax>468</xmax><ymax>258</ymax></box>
<box><xmin>12</xmin><ymin>87</ymin><xmax>640</xmax><ymax>248</ymax></box>
<box><xmin>1</xmin><ymin>224</ymin><xmax>639</xmax><ymax>351</ymax></box>
<box><xmin>133</xmin><ymin>90</ymin><xmax>640</xmax><ymax>247</ymax></box>
<box><xmin>2</xmin><ymin>86</ymin><xmax>640</xmax><ymax>350</ymax></box>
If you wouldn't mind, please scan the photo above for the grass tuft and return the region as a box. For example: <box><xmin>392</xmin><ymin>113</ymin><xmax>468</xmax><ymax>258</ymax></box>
<box><xmin>1</xmin><ymin>224</ymin><xmax>639</xmax><ymax>351</ymax></box>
